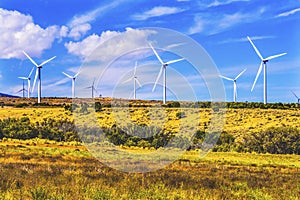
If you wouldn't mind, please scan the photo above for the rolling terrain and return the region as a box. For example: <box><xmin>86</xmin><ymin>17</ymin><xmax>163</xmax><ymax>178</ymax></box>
<box><xmin>0</xmin><ymin>97</ymin><xmax>299</xmax><ymax>199</ymax></box>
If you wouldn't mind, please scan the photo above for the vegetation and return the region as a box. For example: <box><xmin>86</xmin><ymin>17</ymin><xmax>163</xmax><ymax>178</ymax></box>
<box><xmin>0</xmin><ymin>139</ymin><xmax>299</xmax><ymax>199</ymax></box>
<box><xmin>0</xmin><ymin>98</ymin><xmax>299</xmax><ymax>199</ymax></box>
<box><xmin>0</xmin><ymin>117</ymin><xmax>79</xmax><ymax>142</ymax></box>
<box><xmin>0</xmin><ymin>98</ymin><xmax>299</xmax><ymax>155</ymax></box>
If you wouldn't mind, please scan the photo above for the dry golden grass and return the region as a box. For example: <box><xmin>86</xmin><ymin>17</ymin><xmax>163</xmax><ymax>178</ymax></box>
<box><xmin>0</xmin><ymin>139</ymin><xmax>299</xmax><ymax>199</ymax></box>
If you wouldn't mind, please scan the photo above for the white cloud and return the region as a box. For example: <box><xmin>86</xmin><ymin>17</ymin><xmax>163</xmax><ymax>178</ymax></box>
<box><xmin>64</xmin><ymin>32</ymin><xmax>119</xmax><ymax>59</ymax></box>
<box><xmin>68</xmin><ymin>23</ymin><xmax>91</xmax><ymax>40</ymax></box>
<box><xmin>0</xmin><ymin>8</ymin><xmax>63</xmax><ymax>59</ymax></box>
<box><xmin>59</xmin><ymin>26</ymin><xmax>69</xmax><ymax>38</ymax></box>
<box><xmin>204</xmin><ymin>0</ymin><xmax>250</xmax><ymax>8</ymax></box>
<box><xmin>218</xmin><ymin>35</ymin><xmax>276</xmax><ymax>44</ymax></box>
<box><xmin>188</xmin><ymin>9</ymin><xmax>265</xmax><ymax>35</ymax></box>
<box><xmin>65</xmin><ymin>28</ymin><xmax>156</xmax><ymax>61</ymax></box>
<box><xmin>132</xmin><ymin>6</ymin><xmax>185</xmax><ymax>20</ymax></box>
<box><xmin>188</xmin><ymin>16</ymin><xmax>205</xmax><ymax>34</ymax></box>
<box><xmin>218</xmin><ymin>12</ymin><xmax>250</xmax><ymax>29</ymax></box>
<box><xmin>67</xmin><ymin>1</ymin><xmax>127</xmax><ymax>40</ymax></box>
<box><xmin>276</xmin><ymin>8</ymin><xmax>300</xmax><ymax>18</ymax></box>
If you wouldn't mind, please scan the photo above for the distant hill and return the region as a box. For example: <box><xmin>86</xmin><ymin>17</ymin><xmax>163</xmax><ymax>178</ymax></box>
<box><xmin>0</xmin><ymin>92</ymin><xmax>19</xmax><ymax>98</ymax></box>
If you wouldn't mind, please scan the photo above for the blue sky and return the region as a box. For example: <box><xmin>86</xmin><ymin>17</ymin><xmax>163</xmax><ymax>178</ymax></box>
<box><xmin>0</xmin><ymin>0</ymin><xmax>299</xmax><ymax>103</ymax></box>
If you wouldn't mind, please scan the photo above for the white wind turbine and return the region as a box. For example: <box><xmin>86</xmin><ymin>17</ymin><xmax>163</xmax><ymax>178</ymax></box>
<box><xmin>122</xmin><ymin>61</ymin><xmax>142</xmax><ymax>100</ymax></box>
<box><xmin>247</xmin><ymin>36</ymin><xmax>287</xmax><ymax>104</ymax></box>
<box><xmin>16</xmin><ymin>80</ymin><xmax>27</xmax><ymax>98</ymax></box>
<box><xmin>18</xmin><ymin>67</ymin><xmax>34</xmax><ymax>98</ymax></box>
<box><xmin>219</xmin><ymin>68</ymin><xmax>246</xmax><ymax>102</ymax></box>
<box><xmin>23</xmin><ymin>51</ymin><xmax>56</xmax><ymax>103</ymax></box>
<box><xmin>291</xmin><ymin>91</ymin><xmax>300</xmax><ymax>104</ymax></box>
<box><xmin>62</xmin><ymin>69</ymin><xmax>81</xmax><ymax>98</ymax></box>
<box><xmin>149</xmin><ymin>43</ymin><xmax>185</xmax><ymax>104</ymax></box>
<box><xmin>85</xmin><ymin>79</ymin><xmax>98</xmax><ymax>98</ymax></box>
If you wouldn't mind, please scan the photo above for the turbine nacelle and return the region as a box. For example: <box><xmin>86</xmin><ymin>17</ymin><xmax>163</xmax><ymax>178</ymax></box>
<box><xmin>22</xmin><ymin>51</ymin><xmax>56</xmax><ymax>103</ymax></box>
<box><xmin>247</xmin><ymin>36</ymin><xmax>286</xmax><ymax>104</ymax></box>
<box><xmin>219</xmin><ymin>68</ymin><xmax>246</xmax><ymax>102</ymax></box>
<box><xmin>122</xmin><ymin>61</ymin><xmax>142</xmax><ymax>100</ymax></box>
<box><xmin>149</xmin><ymin>42</ymin><xmax>185</xmax><ymax>103</ymax></box>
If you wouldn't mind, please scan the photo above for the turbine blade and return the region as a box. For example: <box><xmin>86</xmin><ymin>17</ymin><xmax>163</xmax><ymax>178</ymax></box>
<box><xmin>219</xmin><ymin>75</ymin><xmax>234</xmax><ymax>81</ymax></box>
<box><xmin>265</xmin><ymin>53</ymin><xmax>287</xmax><ymax>61</ymax></box>
<box><xmin>18</xmin><ymin>77</ymin><xmax>27</xmax><ymax>80</ymax></box>
<box><xmin>39</xmin><ymin>56</ymin><xmax>56</xmax><ymax>66</ymax></box>
<box><xmin>251</xmin><ymin>62</ymin><xmax>263</xmax><ymax>92</ymax></box>
<box><xmin>133</xmin><ymin>61</ymin><xmax>137</xmax><ymax>76</ymax></box>
<box><xmin>40</xmin><ymin>56</ymin><xmax>56</xmax><ymax>66</ymax></box>
<box><xmin>16</xmin><ymin>89</ymin><xmax>23</xmax><ymax>93</ymax></box>
<box><xmin>93</xmin><ymin>86</ymin><xmax>98</xmax><ymax>94</ymax></box>
<box><xmin>247</xmin><ymin>36</ymin><xmax>264</xmax><ymax>61</ymax></box>
<box><xmin>23</xmin><ymin>51</ymin><xmax>39</xmax><ymax>67</ymax></box>
<box><xmin>31</xmin><ymin>69</ymin><xmax>38</xmax><ymax>93</ymax></box>
<box><xmin>122</xmin><ymin>77</ymin><xmax>133</xmax><ymax>84</ymax></box>
<box><xmin>136</xmin><ymin>78</ymin><xmax>142</xmax><ymax>87</ymax></box>
<box><xmin>152</xmin><ymin>66</ymin><xmax>163</xmax><ymax>92</ymax></box>
<box><xmin>235</xmin><ymin>68</ymin><xmax>247</xmax><ymax>80</ymax></box>
<box><xmin>74</xmin><ymin>69</ymin><xmax>81</xmax><ymax>78</ymax></box>
<box><xmin>291</xmin><ymin>91</ymin><xmax>299</xmax><ymax>99</ymax></box>
<box><xmin>165</xmin><ymin>58</ymin><xmax>185</xmax><ymax>65</ymax></box>
<box><xmin>62</xmin><ymin>72</ymin><xmax>73</xmax><ymax>79</ymax></box>
<box><xmin>149</xmin><ymin>43</ymin><xmax>164</xmax><ymax>64</ymax></box>
<box><xmin>28</xmin><ymin>67</ymin><xmax>35</xmax><ymax>78</ymax></box>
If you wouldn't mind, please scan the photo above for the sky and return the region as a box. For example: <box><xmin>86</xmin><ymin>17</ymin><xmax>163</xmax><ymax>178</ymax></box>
<box><xmin>0</xmin><ymin>0</ymin><xmax>299</xmax><ymax>103</ymax></box>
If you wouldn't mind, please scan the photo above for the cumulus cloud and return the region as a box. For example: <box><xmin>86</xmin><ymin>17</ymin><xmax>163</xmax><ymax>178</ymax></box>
<box><xmin>68</xmin><ymin>23</ymin><xmax>91</xmax><ymax>40</ymax></box>
<box><xmin>64</xmin><ymin>28</ymin><xmax>156</xmax><ymax>61</ymax></box>
<box><xmin>132</xmin><ymin>6</ymin><xmax>185</xmax><ymax>20</ymax></box>
<box><xmin>67</xmin><ymin>1</ymin><xmax>127</xmax><ymax>40</ymax></box>
<box><xmin>59</xmin><ymin>25</ymin><xmax>69</xmax><ymax>38</ymax></box>
<box><xmin>0</xmin><ymin>8</ymin><xmax>64</xmax><ymax>59</ymax></box>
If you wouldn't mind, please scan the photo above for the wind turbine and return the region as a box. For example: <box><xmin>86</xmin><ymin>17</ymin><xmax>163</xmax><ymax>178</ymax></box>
<box><xmin>85</xmin><ymin>79</ymin><xmax>97</xmax><ymax>98</ymax></box>
<box><xmin>291</xmin><ymin>91</ymin><xmax>300</xmax><ymax>104</ymax></box>
<box><xmin>62</xmin><ymin>69</ymin><xmax>81</xmax><ymax>98</ymax></box>
<box><xmin>18</xmin><ymin>67</ymin><xmax>34</xmax><ymax>98</ymax></box>
<box><xmin>149</xmin><ymin>43</ymin><xmax>185</xmax><ymax>104</ymax></box>
<box><xmin>16</xmin><ymin>80</ymin><xmax>27</xmax><ymax>98</ymax></box>
<box><xmin>247</xmin><ymin>36</ymin><xmax>286</xmax><ymax>104</ymax></box>
<box><xmin>219</xmin><ymin>68</ymin><xmax>246</xmax><ymax>102</ymax></box>
<box><xmin>123</xmin><ymin>61</ymin><xmax>142</xmax><ymax>100</ymax></box>
<box><xmin>23</xmin><ymin>51</ymin><xmax>56</xmax><ymax>103</ymax></box>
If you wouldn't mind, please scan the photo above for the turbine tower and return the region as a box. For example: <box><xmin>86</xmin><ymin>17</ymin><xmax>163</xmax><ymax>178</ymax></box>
<box><xmin>219</xmin><ymin>68</ymin><xmax>246</xmax><ymax>102</ymax></box>
<box><xmin>16</xmin><ymin>80</ymin><xmax>27</xmax><ymax>98</ymax></box>
<box><xmin>123</xmin><ymin>61</ymin><xmax>142</xmax><ymax>100</ymax></box>
<box><xmin>62</xmin><ymin>69</ymin><xmax>81</xmax><ymax>98</ymax></box>
<box><xmin>247</xmin><ymin>36</ymin><xmax>286</xmax><ymax>104</ymax></box>
<box><xmin>23</xmin><ymin>51</ymin><xmax>56</xmax><ymax>103</ymax></box>
<box><xmin>291</xmin><ymin>91</ymin><xmax>300</xmax><ymax>104</ymax></box>
<box><xmin>18</xmin><ymin>67</ymin><xmax>34</xmax><ymax>98</ymax></box>
<box><xmin>149</xmin><ymin>43</ymin><xmax>184</xmax><ymax>104</ymax></box>
<box><xmin>86</xmin><ymin>79</ymin><xmax>97</xmax><ymax>98</ymax></box>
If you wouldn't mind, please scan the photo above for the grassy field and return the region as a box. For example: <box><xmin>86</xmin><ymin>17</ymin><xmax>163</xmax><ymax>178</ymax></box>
<box><xmin>0</xmin><ymin>139</ymin><xmax>299</xmax><ymax>199</ymax></box>
<box><xmin>0</xmin><ymin>98</ymin><xmax>300</xmax><ymax>199</ymax></box>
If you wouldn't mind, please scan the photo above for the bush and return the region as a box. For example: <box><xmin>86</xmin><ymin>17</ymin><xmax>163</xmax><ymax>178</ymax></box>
<box><xmin>176</xmin><ymin>111</ymin><xmax>186</xmax><ymax>119</ymax></box>
<box><xmin>242</xmin><ymin>126</ymin><xmax>300</xmax><ymax>154</ymax></box>
<box><xmin>167</xmin><ymin>101</ymin><xmax>180</xmax><ymax>108</ymax></box>
<box><xmin>0</xmin><ymin>117</ymin><xmax>80</xmax><ymax>142</ymax></box>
